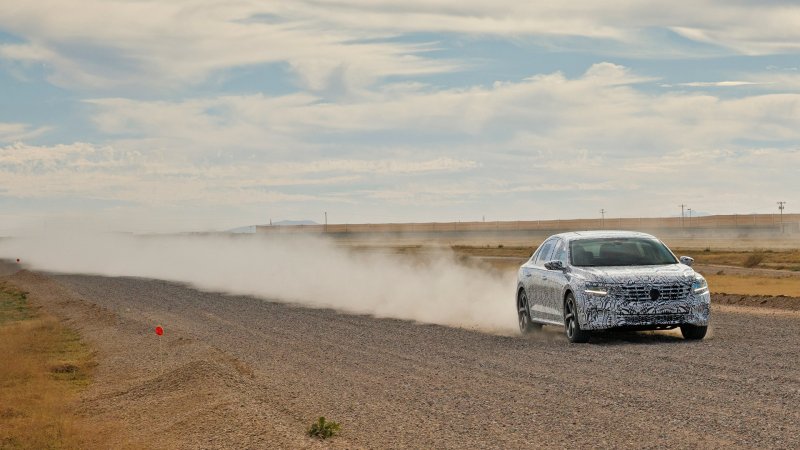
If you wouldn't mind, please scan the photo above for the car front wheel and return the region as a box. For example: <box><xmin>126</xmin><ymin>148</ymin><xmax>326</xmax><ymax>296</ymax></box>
<box><xmin>564</xmin><ymin>293</ymin><xmax>590</xmax><ymax>343</ymax></box>
<box><xmin>680</xmin><ymin>324</ymin><xmax>707</xmax><ymax>340</ymax></box>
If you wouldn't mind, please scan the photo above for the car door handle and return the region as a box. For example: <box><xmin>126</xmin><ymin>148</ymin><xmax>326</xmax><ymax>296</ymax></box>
<box><xmin>525</xmin><ymin>273</ymin><xmax>532</xmax><ymax>277</ymax></box>
<box><xmin>541</xmin><ymin>276</ymin><xmax>548</xmax><ymax>280</ymax></box>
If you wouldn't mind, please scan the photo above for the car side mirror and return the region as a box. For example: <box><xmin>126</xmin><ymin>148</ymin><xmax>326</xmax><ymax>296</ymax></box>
<box><xmin>544</xmin><ymin>260</ymin><xmax>565</xmax><ymax>271</ymax></box>
<box><xmin>679</xmin><ymin>256</ymin><xmax>694</xmax><ymax>267</ymax></box>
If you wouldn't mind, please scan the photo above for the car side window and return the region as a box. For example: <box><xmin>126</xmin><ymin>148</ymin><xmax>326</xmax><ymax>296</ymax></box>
<box><xmin>552</xmin><ymin>239</ymin><xmax>568</xmax><ymax>263</ymax></box>
<box><xmin>534</xmin><ymin>239</ymin><xmax>556</xmax><ymax>266</ymax></box>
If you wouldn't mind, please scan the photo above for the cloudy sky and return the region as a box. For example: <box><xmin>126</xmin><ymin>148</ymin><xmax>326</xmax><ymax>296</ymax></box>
<box><xmin>1</xmin><ymin>1</ymin><xmax>799</xmax><ymax>233</ymax></box>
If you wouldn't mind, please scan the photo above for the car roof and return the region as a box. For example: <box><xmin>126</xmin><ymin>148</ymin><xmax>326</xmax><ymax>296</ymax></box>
<box><xmin>549</xmin><ymin>230</ymin><xmax>659</xmax><ymax>242</ymax></box>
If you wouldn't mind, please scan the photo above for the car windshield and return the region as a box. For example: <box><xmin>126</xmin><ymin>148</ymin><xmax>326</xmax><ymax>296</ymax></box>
<box><xmin>570</xmin><ymin>237</ymin><xmax>677</xmax><ymax>267</ymax></box>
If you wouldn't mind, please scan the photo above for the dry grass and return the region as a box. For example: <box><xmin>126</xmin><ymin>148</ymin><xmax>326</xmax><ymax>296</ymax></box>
<box><xmin>449</xmin><ymin>245</ymin><xmax>800</xmax><ymax>297</ymax></box>
<box><xmin>742</xmin><ymin>252</ymin><xmax>766</xmax><ymax>268</ymax></box>
<box><xmin>704</xmin><ymin>274</ymin><xmax>800</xmax><ymax>297</ymax></box>
<box><xmin>453</xmin><ymin>245</ymin><xmax>800</xmax><ymax>272</ymax></box>
<box><xmin>451</xmin><ymin>245</ymin><xmax>536</xmax><ymax>258</ymax></box>
<box><xmin>380</xmin><ymin>245</ymin><xmax>800</xmax><ymax>279</ymax></box>
<box><xmin>673</xmin><ymin>248</ymin><xmax>800</xmax><ymax>271</ymax></box>
<box><xmin>0</xmin><ymin>281</ymin><xmax>117</xmax><ymax>449</ymax></box>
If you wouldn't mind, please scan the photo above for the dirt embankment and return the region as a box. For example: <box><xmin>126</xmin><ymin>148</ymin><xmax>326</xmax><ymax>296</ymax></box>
<box><xmin>2</xmin><ymin>263</ymin><xmax>799</xmax><ymax>448</ymax></box>
<box><xmin>712</xmin><ymin>293</ymin><xmax>800</xmax><ymax>311</ymax></box>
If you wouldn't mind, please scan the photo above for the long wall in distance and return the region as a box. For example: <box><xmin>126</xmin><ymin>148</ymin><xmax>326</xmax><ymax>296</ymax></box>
<box><xmin>255</xmin><ymin>214</ymin><xmax>800</xmax><ymax>249</ymax></box>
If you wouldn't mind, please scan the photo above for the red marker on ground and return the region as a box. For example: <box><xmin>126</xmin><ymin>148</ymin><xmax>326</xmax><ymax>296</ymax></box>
<box><xmin>155</xmin><ymin>325</ymin><xmax>165</xmax><ymax>373</ymax></box>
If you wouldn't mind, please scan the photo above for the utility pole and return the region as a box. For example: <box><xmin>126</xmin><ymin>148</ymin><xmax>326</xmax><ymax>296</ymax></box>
<box><xmin>778</xmin><ymin>201</ymin><xmax>786</xmax><ymax>233</ymax></box>
<box><xmin>324</xmin><ymin>211</ymin><xmax>327</xmax><ymax>233</ymax></box>
<box><xmin>600</xmin><ymin>209</ymin><xmax>606</xmax><ymax>229</ymax></box>
<box><xmin>680</xmin><ymin>204</ymin><xmax>686</xmax><ymax>228</ymax></box>
<box><xmin>688</xmin><ymin>208</ymin><xmax>692</xmax><ymax>227</ymax></box>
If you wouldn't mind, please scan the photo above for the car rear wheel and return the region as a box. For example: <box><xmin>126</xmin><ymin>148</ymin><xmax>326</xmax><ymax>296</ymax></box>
<box><xmin>564</xmin><ymin>293</ymin><xmax>590</xmax><ymax>343</ymax></box>
<box><xmin>517</xmin><ymin>290</ymin><xmax>540</xmax><ymax>334</ymax></box>
<box><xmin>680</xmin><ymin>324</ymin><xmax>707</xmax><ymax>340</ymax></box>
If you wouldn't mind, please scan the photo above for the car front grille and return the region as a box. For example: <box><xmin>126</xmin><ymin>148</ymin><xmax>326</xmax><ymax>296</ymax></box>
<box><xmin>619</xmin><ymin>283</ymin><xmax>691</xmax><ymax>302</ymax></box>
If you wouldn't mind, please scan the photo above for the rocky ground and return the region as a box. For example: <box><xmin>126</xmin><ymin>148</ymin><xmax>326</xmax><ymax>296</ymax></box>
<box><xmin>2</xmin><ymin>264</ymin><xmax>799</xmax><ymax>449</ymax></box>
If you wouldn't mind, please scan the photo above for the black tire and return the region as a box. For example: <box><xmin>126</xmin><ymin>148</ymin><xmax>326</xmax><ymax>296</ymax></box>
<box><xmin>517</xmin><ymin>290</ymin><xmax>541</xmax><ymax>334</ymax></box>
<box><xmin>680</xmin><ymin>324</ymin><xmax>707</xmax><ymax>340</ymax></box>
<box><xmin>564</xmin><ymin>293</ymin><xmax>590</xmax><ymax>343</ymax></box>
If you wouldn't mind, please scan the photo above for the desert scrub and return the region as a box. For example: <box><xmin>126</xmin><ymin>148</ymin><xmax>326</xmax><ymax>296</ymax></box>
<box><xmin>307</xmin><ymin>416</ymin><xmax>341</xmax><ymax>439</ymax></box>
<box><xmin>743</xmin><ymin>252</ymin><xmax>766</xmax><ymax>268</ymax></box>
<box><xmin>0</xmin><ymin>282</ymin><xmax>105</xmax><ymax>448</ymax></box>
<box><xmin>0</xmin><ymin>282</ymin><xmax>31</xmax><ymax>324</ymax></box>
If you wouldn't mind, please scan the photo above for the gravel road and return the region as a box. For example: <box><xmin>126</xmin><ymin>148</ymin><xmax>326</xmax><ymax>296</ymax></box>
<box><xmin>6</xmin><ymin>268</ymin><xmax>800</xmax><ymax>449</ymax></box>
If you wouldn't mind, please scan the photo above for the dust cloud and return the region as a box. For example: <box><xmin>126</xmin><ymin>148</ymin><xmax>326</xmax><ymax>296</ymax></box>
<box><xmin>0</xmin><ymin>232</ymin><xmax>518</xmax><ymax>334</ymax></box>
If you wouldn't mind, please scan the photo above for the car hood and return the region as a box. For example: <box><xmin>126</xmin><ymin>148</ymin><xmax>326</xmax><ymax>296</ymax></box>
<box><xmin>574</xmin><ymin>264</ymin><xmax>697</xmax><ymax>284</ymax></box>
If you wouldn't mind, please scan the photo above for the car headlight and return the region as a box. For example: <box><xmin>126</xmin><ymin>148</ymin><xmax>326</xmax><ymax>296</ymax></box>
<box><xmin>584</xmin><ymin>282</ymin><xmax>609</xmax><ymax>296</ymax></box>
<box><xmin>692</xmin><ymin>276</ymin><xmax>709</xmax><ymax>294</ymax></box>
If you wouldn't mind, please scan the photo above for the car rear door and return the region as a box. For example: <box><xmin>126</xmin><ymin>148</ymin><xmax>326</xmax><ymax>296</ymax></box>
<box><xmin>528</xmin><ymin>238</ymin><xmax>557</xmax><ymax>321</ymax></box>
<box><xmin>543</xmin><ymin>238</ymin><xmax>570</xmax><ymax>322</ymax></box>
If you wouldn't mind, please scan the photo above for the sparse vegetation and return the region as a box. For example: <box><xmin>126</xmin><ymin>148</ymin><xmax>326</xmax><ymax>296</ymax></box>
<box><xmin>704</xmin><ymin>274</ymin><xmax>800</xmax><ymax>297</ymax></box>
<box><xmin>0</xmin><ymin>283</ymin><xmax>31</xmax><ymax>325</ymax></box>
<box><xmin>671</xmin><ymin>248</ymin><xmax>800</xmax><ymax>271</ymax></box>
<box><xmin>743</xmin><ymin>252</ymin><xmax>766</xmax><ymax>268</ymax></box>
<box><xmin>0</xmin><ymin>282</ymin><xmax>101</xmax><ymax>448</ymax></box>
<box><xmin>307</xmin><ymin>416</ymin><xmax>341</xmax><ymax>439</ymax></box>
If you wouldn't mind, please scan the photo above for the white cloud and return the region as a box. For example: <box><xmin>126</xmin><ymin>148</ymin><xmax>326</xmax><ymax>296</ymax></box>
<box><xmin>84</xmin><ymin>63</ymin><xmax>800</xmax><ymax>158</ymax></box>
<box><xmin>270</xmin><ymin>158</ymin><xmax>478</xmax><ymax>175</ymax></box>
<box><xmin>741</xmin><ymin>73</ymin><xmax>800</xmax><ymax>91</ymax></box>
<box><xmin>0</xmin><ymin>1</ymin><xmax>457</xmax><ymax>91</ymax></box>
<box><xmin>2</xmin><ymin>1</ymin><xmax>800</xmax><ymax>91</ymax></box>
<box><xmin>285</xmin><ymin>1</ymin><xmax>800</xmax><ymax>54</ymax></box>
<box><xmin>675</xmin><ymin>81</ymin><xmax>766</xmax><ymax>87</ymax></box>
<box><xmin>3</xmin><ymin>4</ymin><xmax>799</xmax><ymax>232</ymax></box>
<box><xmin>0</xmin><ymin>123</ymin><xmax>50</xmax><ymax>143</ymax></box>
<box><xmin>0</xmin><ymin>43</ymin><xmax>55</xmax><ymax>62</ymax></box>
<box><xmin>70</xmin><ymin>61</ymin><xmax>800</xmax><ymax>225</ymax></box>
<box><xmin>0</xmin><ymin>142</ymin><xmax>477</xmax><ymax>206</ymax></box>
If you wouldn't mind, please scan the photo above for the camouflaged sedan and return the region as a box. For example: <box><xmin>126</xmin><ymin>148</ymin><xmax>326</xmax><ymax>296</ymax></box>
<box><xmin>516</xmin><ymin>231</ymin><xmax>710</xmax><ymax>343</ymax></box>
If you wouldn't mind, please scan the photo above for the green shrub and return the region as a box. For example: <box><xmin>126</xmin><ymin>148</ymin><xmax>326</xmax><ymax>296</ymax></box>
<box><xmin>307</xmin><ymin>417</ymin><xmax>340</xmax><ymax>439</ymax></box>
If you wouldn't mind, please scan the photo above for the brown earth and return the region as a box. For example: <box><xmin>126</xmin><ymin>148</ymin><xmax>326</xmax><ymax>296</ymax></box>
<box><xmin>1</xmin><ymin>263</ymin><xmax>799</xmax><ymax>449</ymax></box>
<box><xmin>712</xmin><ymin>293</ymin><xmax>800</xmax><ymax>311</ymax></box>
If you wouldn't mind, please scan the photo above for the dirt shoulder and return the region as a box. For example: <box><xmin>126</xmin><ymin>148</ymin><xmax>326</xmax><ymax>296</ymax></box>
<box><xmin>2</xmin><ymin>268</ymin><xmax>340</xmax><ymax>449</ymax></box>
<box><xmin>0</xmin><ymin>280</ymin><xmax>125</xmax><ymax>449</ymax></box>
